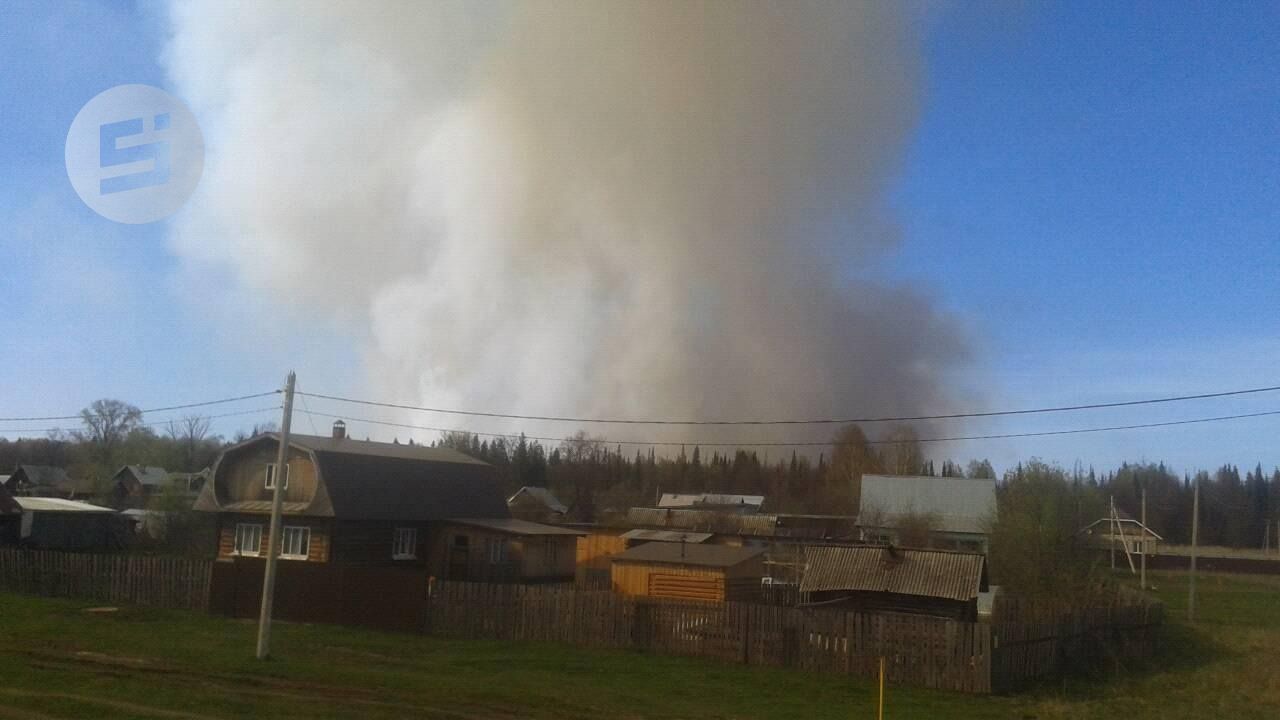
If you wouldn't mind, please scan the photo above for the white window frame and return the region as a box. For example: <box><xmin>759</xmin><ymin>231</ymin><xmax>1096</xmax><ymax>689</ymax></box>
<box><xmin>393</xmin><ymin>527</ymin><xmax>418</xmax><ymax>560</ymax></box>
<box><xmin>264</xmin><ymin>462</ymin><xmax>290</xmax><ymax>491</ymax></box>
<box><xmin>487</xmin><ymin>537</ymin><xmax>508</xmax><ymax>564</ymax></box>
<box><xmin>234</xmin><ymin>523</ymin><xmax>263</xmax><ymax>557</ymax></box>
<box><xmin>280</xmin><ymin>525</ymin><xmax>310</xmax><ymax>560</ymax></box>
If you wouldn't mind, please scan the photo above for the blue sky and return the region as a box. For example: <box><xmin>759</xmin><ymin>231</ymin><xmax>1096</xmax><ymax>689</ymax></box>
<box><xmin>1</xmin><ymin>1</ymin><xmax>1278</xmax><ymax>475</ymax></box>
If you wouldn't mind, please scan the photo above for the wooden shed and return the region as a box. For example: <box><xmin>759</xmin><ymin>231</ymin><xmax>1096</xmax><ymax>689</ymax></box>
<box><xmin>800</xmin><ymin>545</ymin><xmax>987</xmax><ymax>621</ymax></box>
<box><xmin>610</xmin><ymin>542</ymin><xmax>765</xmax><ymax>602</ymax></box>
<box><xmin>433</xmin><ymin>518</ymin><xmax>584</xmax><ymax>584</ymax></box>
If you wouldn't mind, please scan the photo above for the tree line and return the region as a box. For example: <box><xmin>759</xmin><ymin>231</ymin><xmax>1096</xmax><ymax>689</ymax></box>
<box><xmin>3</xmin><ymin>399</ymin><xmax>1278</xmax><ymax>551</ymax></box>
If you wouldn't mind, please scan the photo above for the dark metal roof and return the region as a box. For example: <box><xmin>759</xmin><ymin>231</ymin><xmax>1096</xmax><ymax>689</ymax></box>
<box><xmin>285</xmin><ymin>433</ymin><xmax>487</xmax><ymax>464</ymax></box>
<box><xmin>801</xmin><ymin>545</ymin><xmax>986</xmax><ymax>601</ymax></box>
<box><xmin>611</xmin><ymin>542</ymin><xmax>764</xmax><ymax>569</ymax></box>
<box><xmin>194</xmin><ymin>433</ymin><xmax>508</xmax><ymax>522</ymax></box>
<box><xmin>445</xmin><ymin>518</ymin><xmax>584</xmax><ymax>536</ymax></box>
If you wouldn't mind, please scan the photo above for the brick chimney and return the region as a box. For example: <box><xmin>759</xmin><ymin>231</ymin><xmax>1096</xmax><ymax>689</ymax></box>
<box><xmin>331</xmin><ymin>420</ymin><xmax>346</xmax><ymax>440</ymax></box>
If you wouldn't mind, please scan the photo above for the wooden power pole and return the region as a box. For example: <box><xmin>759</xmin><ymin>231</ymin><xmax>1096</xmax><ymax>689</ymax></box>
<box><xmin>1187</xmin><ymin>475</ymin><xmax>1199</xmax><ymax>623</ymax></box>
<box><xmin>257</xmin><ymin>371</ymin><xmax>296</xmax><ymax>660</ymax></box>
<box><xmin>1140</xmin><ymin>486</ymin><xmax>1147</xmax><ymax>590</ymax></box>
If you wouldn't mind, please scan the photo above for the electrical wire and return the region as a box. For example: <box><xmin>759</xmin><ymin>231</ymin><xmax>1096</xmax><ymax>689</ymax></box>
<box><xmin>297</xmin><ymin>407</ymin><xmax>1280</xmax><ymax>448</ymax></box>
<box><xmin>295</xmin><ymin>383</ymin><xmax>1280</xmax><ymax>426</ymax></box>
<box><xmin>0</xmin><ymin>406</ymin><xmax>281</xmax><ymax>436</ymax></box>
<box><xmin>0</xmin><ymin>390</ymin><xmax>281</xmax><ymax>422</ymax></box>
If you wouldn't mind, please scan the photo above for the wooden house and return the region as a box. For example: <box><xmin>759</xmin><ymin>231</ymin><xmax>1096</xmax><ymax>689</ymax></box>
<box><xmin>800</xmin><ymin>545</ymin><xmax>987</xmax><ymax>621</ymax></box>
<box><xmin>4</xmin><ymin>465</ymin><xmax>96</xmax><ymax>499</ymax></box>
<box><xmin>108</xmin><ymin>465</ymin><xmax>171</xmax><ymax>508</ymax></box>
<box><xmin>507</xmin><ymin>486</ymin><xmax>568</xmax><ymax>523</ymax></box>
<box><xmin>193</xmin><ymin>424</ymin><xmax>509</xmax><ymax>567</ymax></box>
<box><xmin>431</xmin><ymin>518</ymin><xmax>583</xmax><ymax>583</ymax></box>
<box><xmin>610</xmin><ymin>542</ymin><xmax>765</xmax><ymax>602</ymax></box>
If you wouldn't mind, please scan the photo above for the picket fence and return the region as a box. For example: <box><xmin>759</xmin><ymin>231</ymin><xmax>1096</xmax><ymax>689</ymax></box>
<box><xmin>0</xmin><ymin>548</ymin><xmax>211</xmax><ymax>611</ymax></box>
<box><xmin>0</xmin><ymin>550</ymin><xmax>1161</xmax><ymax>694</ymax></box>
<box><xmin>426</xmin><ymin>581</ymin><xmax>994</xmax><ymax>693</ymax></box>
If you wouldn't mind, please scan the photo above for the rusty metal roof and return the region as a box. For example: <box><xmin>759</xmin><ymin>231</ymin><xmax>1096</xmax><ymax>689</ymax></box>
<box><xmin>800</xmin><ymin>545</ymin><xmax>986</xmax><ymax>601</ymax></box>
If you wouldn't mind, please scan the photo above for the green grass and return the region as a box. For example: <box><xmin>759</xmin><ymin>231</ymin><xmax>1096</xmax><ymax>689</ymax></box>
<box><xmin>0</xmin><ymin>572</ymin><xmax>1277</xmax><ymax>719</ymax></box>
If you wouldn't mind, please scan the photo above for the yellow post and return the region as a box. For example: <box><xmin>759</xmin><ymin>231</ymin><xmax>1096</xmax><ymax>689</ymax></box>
<box><xmin>878</xmin><ymin>656</ymin><xmax>885</xmax><ymax>720</ymax></box>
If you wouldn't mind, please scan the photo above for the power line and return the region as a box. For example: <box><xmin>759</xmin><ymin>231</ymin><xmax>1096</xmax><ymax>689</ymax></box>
<box><xmin>299</xmin><ymin>407</ymin><xmax>1280</xmax><ymax>449</ymax></box>
<box><xmin>0</xmin><ymin>406</ymin><xmax>281</xmax><ymax>436</ymax></box>
<box><xmin>295</xmin><ymin>383</ymin><xmax>1280</xmax><ymax>426</ymax></box>
<box><xmin>0</xmin><ymin>390</ymin><xmax>281</xmax><ymax>423</ymax></box>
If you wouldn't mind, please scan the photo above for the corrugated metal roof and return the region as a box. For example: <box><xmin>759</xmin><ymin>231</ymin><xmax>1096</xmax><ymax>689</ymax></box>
<box><xmin>858</xmin><ymin>475</ymin><xmax>997</xmax><ymax>535</ymax></box>
<box><xmin>619</xmin><ymin>529</ymin><xmax>714</xmax><ymax>543</ymax></box>
<box><xmin>220</xmin><ymin>500</ymin><xmax>311</xmax><ymax>514</ymax></box>
<box><xmin>15</xmin><ymin>497</ymin><xmax>115</xmax><ymax>513</ymax></box>
<box><xmin>801</xmin><ymin>545</ymin><xmax>986</xmax><ymax>601</ymax></box>
<box><xmin>446</xmin><ymin>518</ymin><xmax>585</xmax><ymax>536</ymax></box>
<box><xmin>658</xmin><ymin>492</ymin><xmax>764</xmax><ymax>509</ymax></box>
<box><xmin>625</xmin><ymin>508</ymin><xmax>781</xmax><ymax>536</ymax></box>
<box><xmin>612</xmin><ymin>542</ymin><xmax>764</xmax><ymax>568</ymax></box>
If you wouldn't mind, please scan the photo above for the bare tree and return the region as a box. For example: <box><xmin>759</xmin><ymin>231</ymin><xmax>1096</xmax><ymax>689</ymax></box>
<box><xmin>74</xmin><ymin>399</ymin><xmax>143</xmax><ymax>466</ymax></box>
<box><xmin>167</xmin><ymin>415</ymin><xmax>212</xmax><ymax>471</ymax></box>
<box><xmin>877</xmin><ymin>423</ymin><xmax>923</xmax><ymax>476</ymax></box>
<box><xmin>828</xmin><ymin>424</ymin><xmax>879</xmax><ymax>512</ymax></box>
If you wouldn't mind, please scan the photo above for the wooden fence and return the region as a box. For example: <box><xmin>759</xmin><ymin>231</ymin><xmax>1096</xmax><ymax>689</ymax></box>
<box><xmin>989</xmin><ymin>589</ymin><xmax>1163</xmax><ymax>690</ymax></box>
<box><xmin>0</xmin><ymin>549</ymin><xmax>212</xmax><ymax>611</ymax></box>
<box><xmin>426</xmin><ymin>581</ymin><xmax>994</xmax><ymax>693</ymax></box>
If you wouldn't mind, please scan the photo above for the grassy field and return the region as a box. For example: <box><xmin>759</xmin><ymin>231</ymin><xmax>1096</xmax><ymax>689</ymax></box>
<box><xmin>0</xmin><ymin>572</ymin><xmax>1276</xmax><ymax>719</ymax></box>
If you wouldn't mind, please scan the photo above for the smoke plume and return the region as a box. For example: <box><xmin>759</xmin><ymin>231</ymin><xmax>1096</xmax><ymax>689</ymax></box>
<box><xmin>164</xmin><ymin>1</ymin><xmax>969</xmax><ymax>442</ymax></box>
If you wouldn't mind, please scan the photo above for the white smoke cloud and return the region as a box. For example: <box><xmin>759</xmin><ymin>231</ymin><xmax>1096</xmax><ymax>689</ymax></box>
<box><xmin>164</xmin><ymin>1</ymin><xmax>970</xmax><ymax>443</ymax></box>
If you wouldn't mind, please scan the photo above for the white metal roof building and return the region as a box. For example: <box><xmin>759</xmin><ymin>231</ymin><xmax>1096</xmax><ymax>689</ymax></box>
<box><xmin>858</xmin><ymin>475</ymin><xmax>997</xmax><ymax>552</ymax></box>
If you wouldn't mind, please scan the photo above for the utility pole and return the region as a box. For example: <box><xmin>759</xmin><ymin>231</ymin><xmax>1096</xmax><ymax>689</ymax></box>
<box><xmin>1188</xmin><ymin>475</ymin><xmax>1199</xmax><ymax>623</ymax></box>
<box><xmin>1110</xmin><ymin>496</ymin><xmax>1116</xmax><ymax>571</ymax></box>
<box><xmin>1140</xmin><ymin>486</ymin><xmax>1147</xmax><ymax>590</ymax></box>
<box><xmin>257</xmin><ymin>371</ymin><xmax>296</xmax><ymax>660</ymax></box>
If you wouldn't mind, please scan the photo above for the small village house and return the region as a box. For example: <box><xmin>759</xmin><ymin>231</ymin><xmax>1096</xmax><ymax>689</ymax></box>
<box><xmin>193</xmin><ymin>423</ymin><xmax>508</xmax><ymax>565</ymax></box>
<box><xmin>194</xmin><ymin>422</ymin><xmax>573</xmax><ymax>583</ymax></box>
<box><xmin>432</xmin><ymin>518</ymin><xmax>583</xmax><ymax>583</ymax></box>
<box><xmin>109</xmin><ymin>465</ymin><xmax>171</xmax><ymax>508</ymax></box>
<box><xmin>506</xmin><ymin>486</ymin><xmax>568</xmax><ymax>523</ymax></box>
<box><xmin>800</xmin><ymin>545</ymin><xmax>988</xmax><ymax>621</ymax></box>
<box><xmin>4</xmin><ymin>465</ymin><xmax>96</xmax><ymax>499</ymax></box>
<box><xmin>610</xmin><ymin>542</ymin><xmax>765</xmax><ymax>602</ymax></box>
<box><xmin>858</xmin><ymin>475</ymin><xmax>997</xmax><ymax>553</ymax></box>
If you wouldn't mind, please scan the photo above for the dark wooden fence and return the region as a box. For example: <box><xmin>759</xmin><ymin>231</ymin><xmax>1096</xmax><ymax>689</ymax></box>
<box><xmin>209</xmin><ymin>557</ymin><xmax>431</xmax><ymax>633</ymax></box>
<box><xmin>989</xmin><ymin>589</ymin><xmax>1163</xmax><ymax>690</ymax></box>
<box><xmin>0</xmin><ymin>548</ymin><xmax>211</xmax><ymax>611</ymax></box>
<box><xmin>426</xmin><ymin>581</ymin><xmax>994</xmax><ymax>693</ymax></box>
